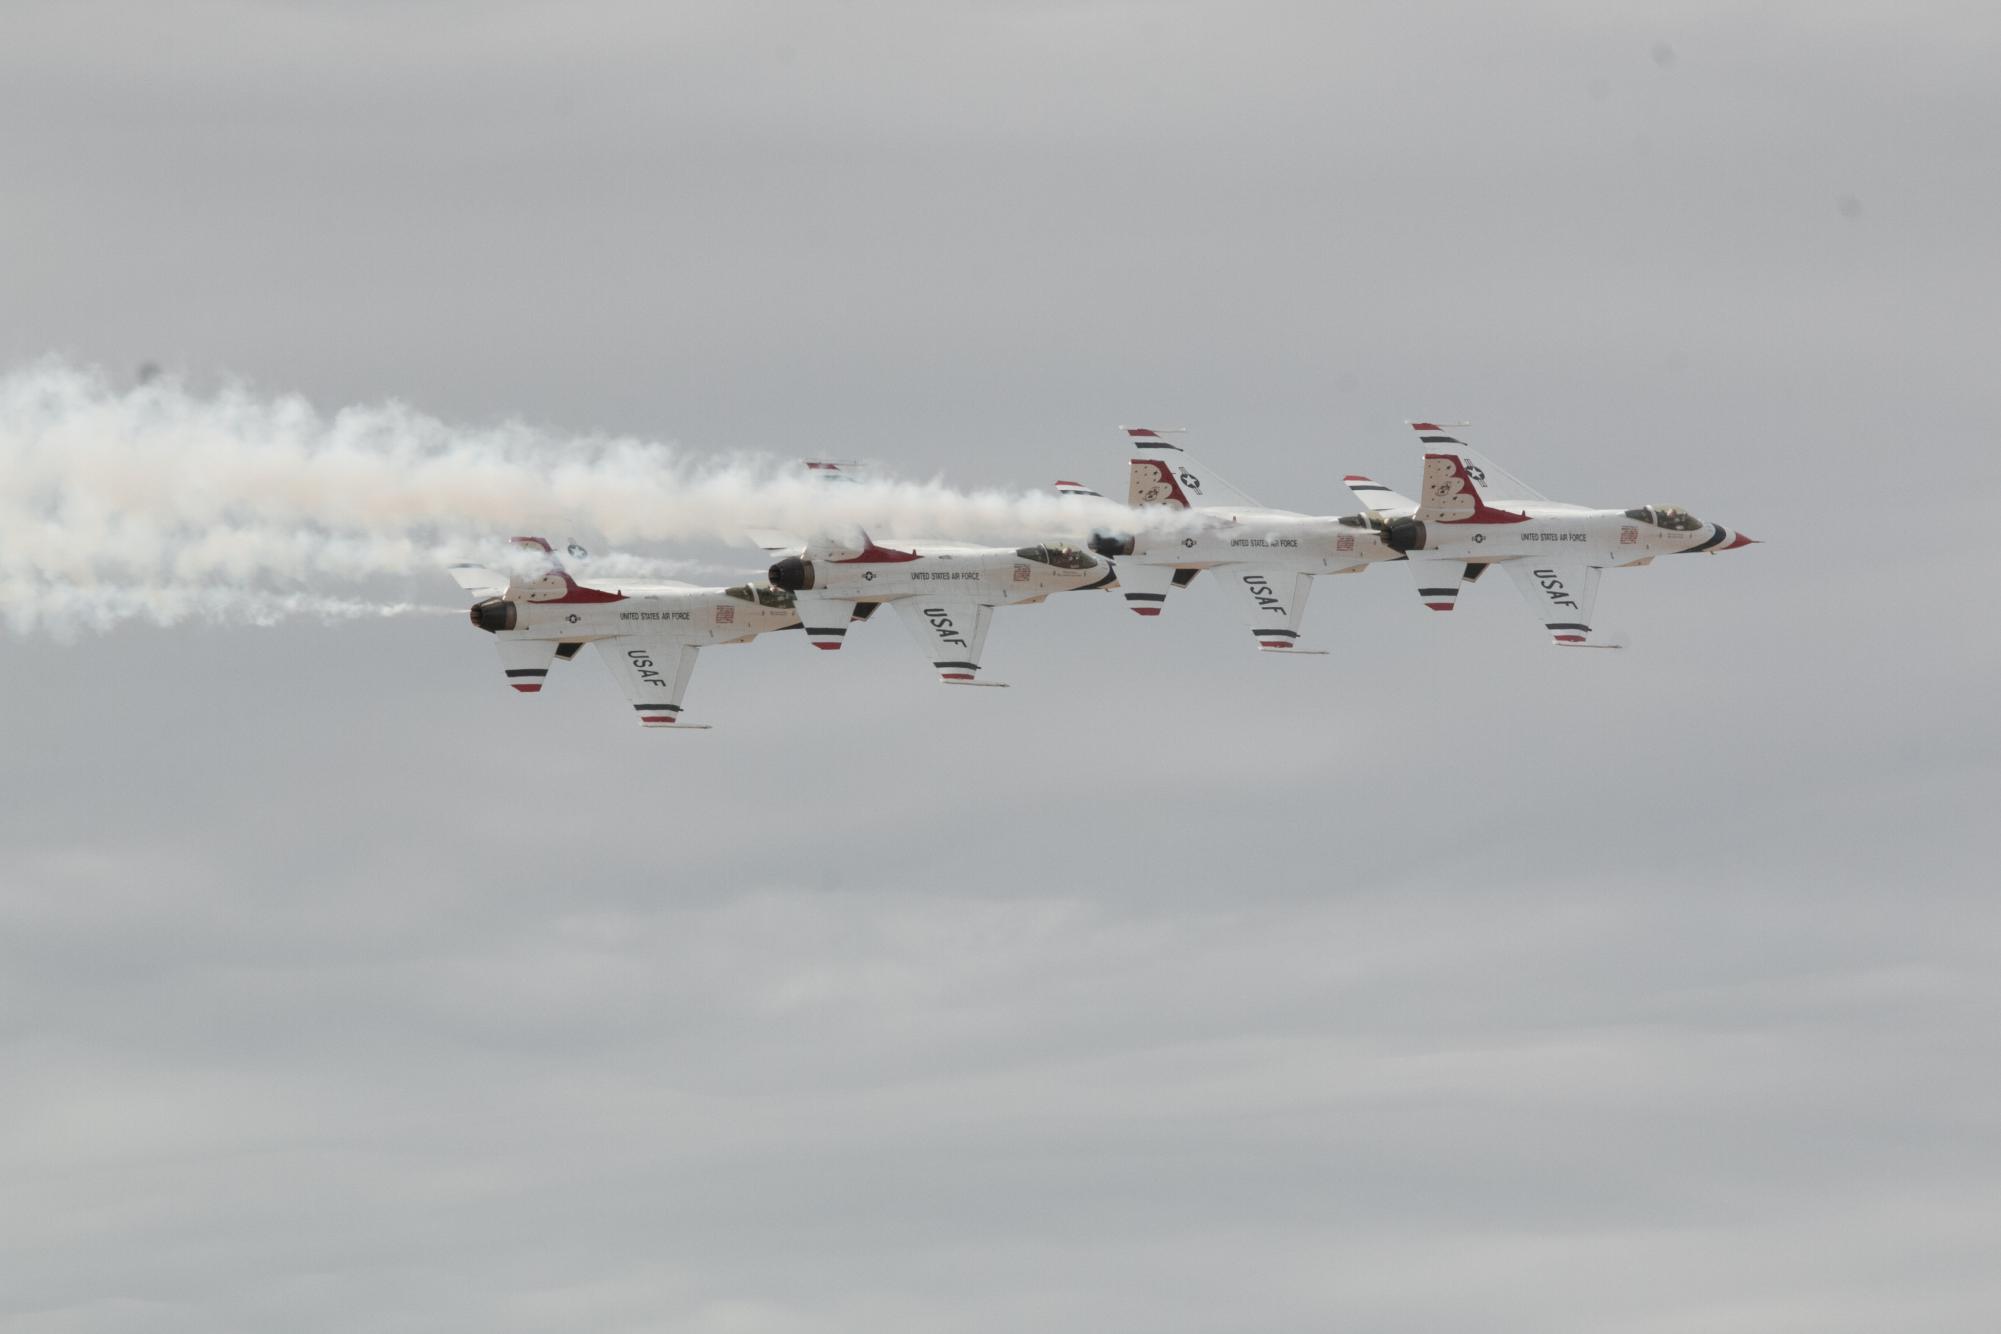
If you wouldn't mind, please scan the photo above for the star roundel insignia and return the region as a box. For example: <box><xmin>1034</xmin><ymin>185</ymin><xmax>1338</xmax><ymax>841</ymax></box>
<box><xmin>862</xmin><ymin>570</ymin><xmax>876</xmax><ymax>580</ymax></box>
<box><xmin>1472</xmin><ymin>533</ymin><xmax>1486</xmax><ymax>544</ymax></box>
<box><xmin>1464</xmin><ymin>465</ymin><xmax>1486</xmax><ymax>484</ymax></box>
<box><xmin>567</xmin><ymin>543</ymin><xmax>589</xmax><ymax>558</ymax></box>
<box><xmin>567</xmin><ymin>612</ymin><xmax>581</xmax><ymax>623</ymax></box>
<box><xmin>1182</xmin><ymin>537</ymin><xmax>1197</xmax><ymax>548</ymax></box>
<box><xmin>1178</xmin><ymin>470</ymin><xmax>1201</xmax><ymax>490</ymax></box>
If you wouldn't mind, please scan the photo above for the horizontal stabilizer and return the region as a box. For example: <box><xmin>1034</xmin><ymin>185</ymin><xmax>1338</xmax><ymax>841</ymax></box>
<box><xmin>449</xmin><ymin>564</ymin><xmax>509</xmax><ymax>598</ymax></box>
<box><xmin>1408</xmin><ymin>558</ymin><xmax>1478</xmax><ymax>612</ymax></box>
<box><xmin>1341</xmin><ymin>475</ymin><xmax>1416</xmax><ymax>517</ymax></box>
<box><xmin>495</xmin><ymin>638</ymin><xmax>558</xmax><ymax>693</ymax></box>
<box><xmin>797</xmin><ymin>594</ymin><xmax>861</xmax><ymax>650</ymax></box>
<box><xmin>1110</xmin><ymin>559</ymin><xmax>1181</xmax><ymax>617</ymax></box>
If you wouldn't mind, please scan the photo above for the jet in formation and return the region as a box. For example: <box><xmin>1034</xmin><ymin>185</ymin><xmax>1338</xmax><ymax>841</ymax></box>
<box><xmin>1071</xmin><ymin>427</ymin><xmax>1398</xmax><ymax>654</ymax></box>
<box><xmin>451</xmin><ymin>425</ymin><xmax>1756</xmax><ymax>727</ymax></box>
<box><xmin>450</xmin><ymin>537</ymin><xmax>816</xmax><ymax>728</ymax></box>
<box><xmin>1339</xmin><ymin>422</ymin><xmax>1756</xmax><ymax>648</ymax></box>
<box><xmin>756</xmin><ymin>528</ymin><xmax>1111</xmax><ymax>685</ymax></box>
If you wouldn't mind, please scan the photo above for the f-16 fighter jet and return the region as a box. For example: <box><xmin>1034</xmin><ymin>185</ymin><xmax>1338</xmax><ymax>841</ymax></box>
<box><xmin>1077</xmin><ymin>427</ymin><xmax>1399</xmax><ymax>653</ymax></box>
<box><xmin>1340</xmin><ymin>423</ymin><xmax>1757</xmax><ymax>648</ymax></box>
<box><xmin>757</xmin><ymin>530</ymin><xmax>1110</xmax><ymax>687</ymax></box>
<box><xmin>451</xmin><ymin>537</ymin><xmax>819</xmax><ymax>728</ymax></box>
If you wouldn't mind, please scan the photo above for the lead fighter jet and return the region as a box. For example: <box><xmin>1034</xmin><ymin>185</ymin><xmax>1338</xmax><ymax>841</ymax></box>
<box><xmin>1342</xmin><ymin>424</ymin><xmax>1758</xmax><ymax>647</ymax></box>
<box><xmin>451</xmin><ymin>537</ymin><xmax>815</xmax><ymax>728</ymax></box>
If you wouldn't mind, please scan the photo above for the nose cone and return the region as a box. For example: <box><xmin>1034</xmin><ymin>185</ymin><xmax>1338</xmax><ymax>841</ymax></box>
<box><xmin>1723</xmin><ymin>532</ymin><xmax>1759</xmax><ymax>550</ymax></box>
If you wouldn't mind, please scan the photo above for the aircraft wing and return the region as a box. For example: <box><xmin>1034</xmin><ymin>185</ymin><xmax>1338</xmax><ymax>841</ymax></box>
<box><xmin>1410</xmin><ymin>424</ymin><xmax>1547</xmax><ymax>503</ymax></box>
<box><xmin>1500</xmin><ymin>559</ymin><xmax>1625</xmax><ymax>648</ymax></box>
<box><xmin>1217</xmin><ymin>567</ymin><xmax>1324</xmax><ymax>653</ymax></box>
<box><xmin>892</xmin><ymin>597</ymin><xmax>1005</xmax><ymax>685</ymax></box>
<box><xmin>596</xmin><ymin>637</ymin><xmax>712</xmax><ymax>726</ymax></box>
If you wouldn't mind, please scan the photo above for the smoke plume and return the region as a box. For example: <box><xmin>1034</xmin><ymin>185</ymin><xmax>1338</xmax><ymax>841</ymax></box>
<box><xmin>0</xmin><ymin>359</ymin><xmax>1145</xmax><ymax>635</ymax></box>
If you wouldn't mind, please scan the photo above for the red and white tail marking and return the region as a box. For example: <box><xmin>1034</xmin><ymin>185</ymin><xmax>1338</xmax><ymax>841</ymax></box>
<box><xmin>1411</xmin><ymin>426</ymin><xmax>1530</xmax><ymax>525</ymax></box>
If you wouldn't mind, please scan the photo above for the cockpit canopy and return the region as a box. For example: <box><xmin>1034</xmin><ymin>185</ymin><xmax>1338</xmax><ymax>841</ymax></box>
<box><xmin>723</xmin><ymin>583</ymin><xmax>797</xmax><ymax>608</ymax></box>
<box><xmin>1014</xmin><ymin>543</ymin><xmax>1096</xmax><ymax>569</ymax></box>
<box><xmin>1337</xmin><ymin>512</ymin><xmax>1386</xmax><ymax>530</ymax></box>
<box><xmin>1624</xmin><ymin>505</ymin><xmax>1702</xmax><ymax>531</ymax></box>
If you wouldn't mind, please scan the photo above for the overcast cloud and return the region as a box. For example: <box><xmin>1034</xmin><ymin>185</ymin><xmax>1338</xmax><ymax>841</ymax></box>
<box><xmin>3</xmin><ymin>2</ymin><xmax>1998</xmax><ymax>1331</ymax></box>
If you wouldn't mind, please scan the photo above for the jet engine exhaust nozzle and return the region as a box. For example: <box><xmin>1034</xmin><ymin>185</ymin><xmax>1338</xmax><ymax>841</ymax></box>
<box><xmin>767</xmin><ymin>556</ymin><xmax>817</xmax><ymax>592</ymax></box>
<box><xmin>469</xmin><ymin>598</ymin><xmax>517</xmax><ymax>633</ymax></box>
<box><xmin>1382</xmin><ymin>516</ymin><xmax>1428</xmax><ymax>555</ymax></box>
<box><xmin>1088</xmin><ymin>531</ymin><xmax>1136</xmax><ymax>558</ymax></box>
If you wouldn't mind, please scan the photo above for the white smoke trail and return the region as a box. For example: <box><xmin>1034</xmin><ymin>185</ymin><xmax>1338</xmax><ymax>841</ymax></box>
<box><xmin>0</xmin><ymin>357</ymin><xmax>1156</xmax><ymax>636</ymax></box>
<box><xmin>3</xmin><ymin>585</ymin><xmax>462</xmax><ymax>640</ymax></box>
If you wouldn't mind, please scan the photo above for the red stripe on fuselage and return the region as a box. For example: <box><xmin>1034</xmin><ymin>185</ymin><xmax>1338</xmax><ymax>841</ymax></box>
<box><xmin>831</xmin><ymin>539</ymin><xmax>921</xmax><ymax>563</ymax></box>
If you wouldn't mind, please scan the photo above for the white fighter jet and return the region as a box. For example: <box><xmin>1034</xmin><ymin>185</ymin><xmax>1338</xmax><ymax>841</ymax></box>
<box><xmin>1073</xmin><ymin>427</ymin><xmax>1399</xmax><ymax>653</ymax></box>
<box><xmin>752</xmin><ymin>460</ymin><xmax>1113</xmax><ymax>686</ymax></box>
<box><xmin>1341</xmin><ymin>423</ymin><xmax>1758</xmax><ymax>648</ymax></box>
<box><xmin>757</xmin><ymin>533</ymin><xmax>1112</xmax><ymax>685</ymax></box>
<box><xmin>450</xmin><ymin>537</ymin><xmax>823</xmax><ymax>728</ymax></box>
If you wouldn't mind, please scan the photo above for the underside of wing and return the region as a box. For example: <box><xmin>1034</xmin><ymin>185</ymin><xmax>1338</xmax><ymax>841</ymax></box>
<box><xmin>596</xmin><ymin>637</ymin><xmax>711</xmax><ymax>726</ymax></box>
<box><xmin>1216</xmin><ymin>567</ymin><xmax>1324</xmax><ymax>653</ymax></box>
<box><xmin>1501</xmin><ymin>559</ymin><xmax>1624</xmax><ymax>648</ymax></box>
<box><xmin>892</xmin><ymin>597</ymin><xmax>1004</xmax><ymax>685</ymax></box>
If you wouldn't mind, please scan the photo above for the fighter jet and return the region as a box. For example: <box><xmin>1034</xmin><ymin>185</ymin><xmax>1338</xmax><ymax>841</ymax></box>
<box><xmin>1341</xmin><ymin>423</ymin><xmax>1758</xmax><ymax>648</ymax></box>
<box><xmin>450</xmin><ymin>537</ymin><xmax>824</xmax><ymax>728</ymax></box>
<box><xmin>754</xmin><ymin>534</ymin><xmax>1115</xmax><ymax>686</ymax></box>
<box><xmin>1075</xmin><ymin>427</ymin><xmax>1399</xmax><ymax>653</ymax></box>
<box><xmin>751</xmin><ymin>462</ymin><xmax>1112</xmax><ymax>685</ymax></box>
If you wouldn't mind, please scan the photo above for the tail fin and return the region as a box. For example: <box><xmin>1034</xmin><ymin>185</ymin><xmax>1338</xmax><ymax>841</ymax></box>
<box><xmin>1412</xmin><ymin>447</ymin><xmax>1529</xmax><ymax>525</ymax></box>
<box><xmin>1123</xmin><ymin>427</ymin><xmax>1264</xmax><ymax>509</ymax></box>
<box><xmin>505</xmin><ymin>536</ymin><xmax>621</xmax><ymax>603</ymax></box>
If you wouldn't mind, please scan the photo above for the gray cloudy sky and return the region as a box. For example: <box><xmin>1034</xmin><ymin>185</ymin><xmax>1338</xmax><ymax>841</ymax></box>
<box><xmin>4</xmin><ymin>1</ymin><xmax>1999</xmax><ymax>1330</ymax></box>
